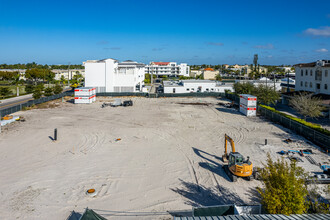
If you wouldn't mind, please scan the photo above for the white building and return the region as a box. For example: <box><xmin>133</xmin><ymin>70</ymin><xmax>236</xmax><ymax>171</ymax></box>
<box><xmin>235</xmin><ymin>79</ymin><xmax>282</xmax><ymax>92</ymax></box>
<box><xmin>145</xmin><ymin>62</ymin><xmax>190</xmax><ymax>77</ymax></box>
<box><xmin>53</xmin><ymin>69</ymin><xmax>85</xmax><ymax>80</ymax></box>
<box><xmin>294</xmin><ymin>60</ymin><xmax>330</xmax><ymax>95</ymax></box>
<box><xmin>163</xmin><ymin>80</ymin><xmax>233</xmax><ymax>93</ymax></box>
<box><xmin>84</xmin><ymin>59</ymin><xmax>145</xmax><ymax>93</ymax></box>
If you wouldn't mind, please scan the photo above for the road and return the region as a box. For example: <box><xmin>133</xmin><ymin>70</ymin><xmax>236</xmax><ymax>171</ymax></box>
<box><xmin>0</xmin><ymin>94</ymin><xmax>33</xmax><ymax>110</ymax></box>
<box><xmin>0</xmin><ymin>87</ymin><xmax>72</xmax><ymax>111</ymax></box>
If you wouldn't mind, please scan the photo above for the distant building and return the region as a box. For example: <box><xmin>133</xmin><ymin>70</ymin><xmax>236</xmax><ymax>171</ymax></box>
<box><xmin>52</xmin><ymin>69</ymin><xmax>85</xmax><ymax>80</ymax></box>
<box><xmin>202</xmin><ymin>68</ymin><xmax>219</xmax><ymax>80</ymax></box>
<box><xmin>145</xmin><ymin>62</ymin><xmax>190</xmax><ymax>77</ymax></box>
<box><xmin>190</xmin><ymin>70</ymin><xmax>202</xmax><ymax>78</ymax></box>
<box><xmin>235</xmin><ymin>79</ymin><xmax>282</xmax><ymax>92</ymax></box>
<box><xmin>294</xmin><ymin>60</ymin><xmax>330</xmax><ymax>95</ymax></box>
<box><xmin>84</xmin><ymin>59</ymin><xmax>145</xmax><ymax>93</ymax></box>
<box><xmin>163</xmin><ymin>80</ymin><xmax>233</xmax><ymax>93</ymax></box>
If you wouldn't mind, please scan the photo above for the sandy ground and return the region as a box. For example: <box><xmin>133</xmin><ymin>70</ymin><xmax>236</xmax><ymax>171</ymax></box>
<box><xmin>0</xmin><ymin>97</ymin><xmax>328</xmax><ymax>219</ymax></box>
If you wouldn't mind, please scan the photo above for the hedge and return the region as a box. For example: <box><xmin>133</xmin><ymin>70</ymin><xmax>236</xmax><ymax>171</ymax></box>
<box><xmin>259</xmin><ymin>104</ymin><xmax>330</xmax><ymax>136</ymax></box>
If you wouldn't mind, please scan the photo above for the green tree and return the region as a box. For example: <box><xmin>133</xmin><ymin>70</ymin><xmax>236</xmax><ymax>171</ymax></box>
<box><xmin>25</xmin><ymin>68</ymin><xmax>43</xmax><ymax>84</ymax></box>
<box><xmin>290</xmin><ymin>93</ymin><xmax>326</xmax><ymax>120</ymax></box>
<box><xmin>53</xmin><ymin>84</ymin><xmax>63</xmax><ymax>94</ymax></box>
<box><xmin>32</xmin><ymin>86</ymin><xmax>43</xmax><ymax>99</ymax></box>
<box><xmin>253</xmin><ymin>84</ymin><xmax>280</xmax><ymax>105</ymax></box>
<box><xmin>144</xmin><ymin>73</ymin><xmax>151</xmax><ymax>84</ymax></box>
<box><xmin>44</xmin><ymin>87</ymin><xmax>53</xmax><ymax>96</ymax></box>
<box><xmin>12</xmin><ymin>72</ymin><xmax>21</xmax><ymax>96</ymax></box>
<box><xmin>215</xmin><ymin>74</ymin><xmax>222</xmax><ymax>81</ymax></box>
<box><xmin>257</xmin><ymin>154</ymin><xmax>308</xmax><ymax>214</ymax></box>
<box><xmin>0</xmin><ymin>87</ymin><xmax>12</xmax><ymax>99</ymax></box>
<box><xmin>233</xmin><ymin>82</ymin><xmax>254</xmax><ymax>95</ymax></box>
<box><xmin>25</xmin><ymin>84</ymin><xmax>34</xmax><ymax>94</ymax></box>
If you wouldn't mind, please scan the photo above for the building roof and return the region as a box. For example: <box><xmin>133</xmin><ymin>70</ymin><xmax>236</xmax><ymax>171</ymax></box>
<box><xmin>294</xmin><ymin>60</ymin><xmax>330</xmax><ymax>67</ymax></box>
<box><xmin>119</xmin><ymin>60</ymin><xmax>145</xmax><ymax>67</ymax></box>
<box><xmin>174</xmin><ymin>214</ymin><xmax>330</xmax><ymax>220</ymax></box>
<box><xmin>152</xmin><ymin>62</ymin><xmax>170</xmax><ymax>65</ymax></box>
<box><xmin>204</xmin><ymin>68</ymin><xmax>214</xmax><ymax>71</ymax></box>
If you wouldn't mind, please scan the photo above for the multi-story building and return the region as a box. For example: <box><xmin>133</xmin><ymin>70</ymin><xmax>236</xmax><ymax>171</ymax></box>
<box><xmin>84</xmin><ymin>59</ymin><xmax>145</xmax><ymax>93</ymax></box>
<box><xmin>294</xmin><ymin>60</ymin><xmax>330</xmax><ymax>95</ymax></box>
<box><xmin>145</xmin><ymin>62</ymin><xmax>190</xmax><ymax>77</ymax></box>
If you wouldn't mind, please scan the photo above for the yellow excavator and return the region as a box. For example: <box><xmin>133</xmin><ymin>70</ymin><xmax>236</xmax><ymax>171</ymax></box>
<box><xmin>222</xmin><ymin>134</ymin><xmax>253</xmax><ymax>182</ymax></box>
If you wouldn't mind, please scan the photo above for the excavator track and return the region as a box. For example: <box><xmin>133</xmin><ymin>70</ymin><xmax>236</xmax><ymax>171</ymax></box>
<box><xmin>224</xmin><ymin>165</ymin><xmax>237</xmax><ymax>182</ymax></box>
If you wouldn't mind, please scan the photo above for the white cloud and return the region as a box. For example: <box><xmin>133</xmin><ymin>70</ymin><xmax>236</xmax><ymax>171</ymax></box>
<box><xmin>315</xmin><ymin>48</ymin><xmax>328</xmax><ymax>52</ymax></box>
<box><xmin>304</xmin><ymin>26</ymin><xmax>330</xmax><ymax>37</ymax></box>
<box><xmin>253</xmin><ymin>43</ymin><xmax>274</xmax><ymax>49</ymax></box>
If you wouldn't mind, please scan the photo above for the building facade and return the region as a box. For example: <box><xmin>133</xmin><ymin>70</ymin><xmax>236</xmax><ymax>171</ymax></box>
<box><xmin>145</xmin><ymin>62</ymin><xmax>190</xmax><ymax>77</ymax></box>
<box><xmin>84</xmin><ymin>59</ymin><xmax>145</xmax><ymax>93</ymax></box>
<box><xmin>163</xmin><ymin>80</ymin><xmax>234</xmax><ymax>93</ymax></box>
<box><xmin>294</xmin><ymin>60</ymin><xmax>330</xmax><ymax>95</ymax></box>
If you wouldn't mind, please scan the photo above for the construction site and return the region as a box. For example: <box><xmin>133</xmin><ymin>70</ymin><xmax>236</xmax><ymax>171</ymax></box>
<box><xmin>0</xmin><ymin>96</ymin><xmax>329</xmax><ymax>219</ymax></box>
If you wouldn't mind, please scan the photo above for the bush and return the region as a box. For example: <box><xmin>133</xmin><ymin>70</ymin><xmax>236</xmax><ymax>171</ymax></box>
<box><xmin>0</xmin><ymin>87</ymin><xmax>12</xmax><ymax>98</ymax></box>
<box><xmin>32</xmin><ymin>87</ymin><xmax>43</xmax><ymax>99</ymax></box>
<box><xmin>257</xmin><ymin>154</ymin><xmax>308</xmax><ymax>214</ymax></box>
<box><xmin>259</xmin><ymin>104</ymin><xmax>330</xmax><ymax>136</ymax></box>
<box><xmin>25</xmin><ymin>84</ymin><xmax>34</xmax><ymax>94</ymax></box>
<box><xmin>53</xmin><ymin>84</ymin><xmax>63</xmax><ymax>94</ymax></box>
<box><xmin>44</xmin><ymin>87</ymin><xmax>53</xmax><ymax>96</ymax></box>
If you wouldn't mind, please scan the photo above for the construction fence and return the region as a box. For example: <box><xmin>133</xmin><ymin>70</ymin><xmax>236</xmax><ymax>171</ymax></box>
<box><xmin>257</xmin><ymin>105</ymin><xmax>330</xmax><ymax>150</ymax></box>
<box><xmin>1</xmin><ymin>91</ymin><xmax>329</xmax><ymax>149</ymax></box>
<box><xmin>0</xmin><ymin>91</ymin><xmax>74</xmax><ymax>116</ymax></box>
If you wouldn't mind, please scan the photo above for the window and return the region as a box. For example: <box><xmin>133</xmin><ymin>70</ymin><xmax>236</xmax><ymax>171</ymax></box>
<box><xmin>206</xmin><ymin>88</ymin><xmax>209</xmax><ymax>91</ymax></box>
<box><xmin>305</xmin><ymin>70</ymin><xmax>308</xmax><ymax>76</ymax></box>
<box><xmin>301</xmin><ymin>70</ymin><xmax>303</xmax><ymax>76</ymax></box>
<box><xmin>325</xmin><ymin>70</ymin><xmax>328</xmax><ymax>77</ymax></box>
<box><xmin>211</xmin><ymin>88</ymin><xmax>214</xmax><ymax>91</ymax></box>
<box><xmin>317</xmin><ymin>84</ymin><xmax>320</xmax><ymax>89</ymax></box>
<box><xmin>325</xmin><ymin>84</ymin><xmax>328</xmax><ymax>90</ymax></box>
<box><xmin>186</xmin><ymin>88</ymin><xmax>189</xmax><ymax>91</ymax></box>
<box><xmin>191</xmin><ymin>88</ymin><xmax>194</xmax><ymax>91</ymax></box>
<box><xmin>310</xmin><ymin>82</ymin><xmax>312</xmax><ymax>88</ymax></box>
<box><xmin>310</xmin><ymin>70</ymin><xmax>313</xmax><ymax>76</ymax></box>
<box><xmin>305</xmin><ymin>82</ymin><xmax>307</xmax><ymax>87</ymax></box>
<box><xmin>300</xmin><ymin>81</ymin><xmax>303</xmax><ymax>87</ymax></box>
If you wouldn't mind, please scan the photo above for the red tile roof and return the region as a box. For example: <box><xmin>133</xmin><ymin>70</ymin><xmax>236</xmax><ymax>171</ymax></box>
<box><xmin>204</xmin><ymin>68</ymin><xmax>214</xmax><ymax>71</ymax></box>
<box><xmin>152</xmin><ymin>62</ymin><xmax>170</xmax><ymax>65</ymax></box>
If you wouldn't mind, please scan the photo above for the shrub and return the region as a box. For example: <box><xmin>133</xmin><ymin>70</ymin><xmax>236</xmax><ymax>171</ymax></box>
<box><xmin>257</xmin><ymin>153</ymin><xmax>308</xmax><ymax>214</ymax></box>
<box><xmin>44</xmin><ymin>87</ymin><xmax>53</xmax><ymax>96</ymax></box>
<box><xmin>259</xmin><ymin>104</ymin><xmax>330</xmax><ymax>136</ymax></box>
<box><xmin>25</xmin><ymin>84</ymin><xmax>34</xmax><ymax>94</ymax></box>
<box><xmin>53</xmin><ymin>84</ymin><xmax>63</xmax><ymax>94</ymax></box>
<box><xmin>0</xmin><ymin>87</ymin><xmax>12</xmax><ymax>99</ymax></box>
<box><xmin>32</xmin><ymin>87</ymin><xmax>43</xmax><ymax>99</ymax></box>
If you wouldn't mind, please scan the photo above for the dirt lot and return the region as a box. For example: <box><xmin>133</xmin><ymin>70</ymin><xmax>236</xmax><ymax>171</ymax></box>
<box><xmin>0</xmin><ymin>97</ymin><xmax>328</xmax><ymax>219</ymax></box>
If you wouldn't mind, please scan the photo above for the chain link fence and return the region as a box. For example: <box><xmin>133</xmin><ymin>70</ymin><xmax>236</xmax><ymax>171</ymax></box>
<box><xmin>0</xmin><ymin>91</ymin><xmax>73</xmax><ymax>116</ymax></box>
<box><xmin>258</xmin><ymin>105</ymin><xmax>330</xmax><ymax>150</ymax></box>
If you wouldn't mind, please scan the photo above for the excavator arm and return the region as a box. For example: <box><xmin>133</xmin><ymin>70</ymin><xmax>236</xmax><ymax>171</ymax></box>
<box><xmin>223</xmin><ymin>134</ymin><xmax>235</xmax><ymax>162</ymax></box>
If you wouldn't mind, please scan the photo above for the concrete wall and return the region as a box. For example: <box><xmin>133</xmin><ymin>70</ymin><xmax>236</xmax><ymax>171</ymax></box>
<box><xmin>85</xmin><ymin>62</ymin><xmax>106</xmax><ymax>88</ymax></box>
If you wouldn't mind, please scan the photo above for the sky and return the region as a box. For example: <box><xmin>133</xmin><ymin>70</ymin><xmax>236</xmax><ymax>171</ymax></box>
<box><xmin>0</xmin><ymin>0</ymin><xmax>329</xmax><ymax>65</ymax></box>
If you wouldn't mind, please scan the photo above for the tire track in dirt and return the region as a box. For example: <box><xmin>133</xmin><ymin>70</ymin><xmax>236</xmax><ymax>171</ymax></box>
<box><xmin>153</xmin><ymin>131</ymin><xmax>200</xmax><ymax>191</ymax></box>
